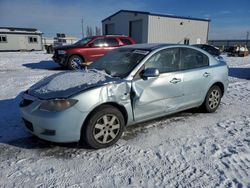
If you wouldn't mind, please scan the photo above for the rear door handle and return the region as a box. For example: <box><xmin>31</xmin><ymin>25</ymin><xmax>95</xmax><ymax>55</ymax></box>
<box><xmin>170</xmin><ymin>78</ymin><xmax>182</xmax><ymax>84</ymax></box>
<box><xmin>203</xmin><ymin>72</ymin><xmax>211</xmax><ymax>77</ymax></box>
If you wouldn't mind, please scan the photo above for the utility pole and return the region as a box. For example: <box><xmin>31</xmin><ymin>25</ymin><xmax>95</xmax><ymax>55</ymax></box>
<box><xmin>81</xmin><ymin>17</ymin><xmax>84</xmax><ymax>38</ymax></box>
<box><xmin>246</xmin><ymin>31</ymin><xmax>249</xmax><ymax>47</ymax></box>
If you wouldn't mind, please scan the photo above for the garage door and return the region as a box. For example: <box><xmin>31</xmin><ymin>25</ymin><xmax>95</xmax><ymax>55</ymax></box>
<box><xmin>129</xmin><ymin>20</ymin><xmax>143</xmax><ymax>43</ymax></box>
<box><xmin>105</xmin><ymin>24</ymin><xmax>115</xmax><ymax>35</ymax></box>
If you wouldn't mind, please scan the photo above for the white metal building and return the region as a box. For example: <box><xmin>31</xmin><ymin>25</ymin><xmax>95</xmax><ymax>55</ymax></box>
<box><xmin>102</xmin><ymin>10</ymin><xmax>210</xmax><ymax>44</ymax></box>
<box><xmin>0</xmin><ymin>27</ymin><xmax>43</xmax><ymax>51</ymax></box>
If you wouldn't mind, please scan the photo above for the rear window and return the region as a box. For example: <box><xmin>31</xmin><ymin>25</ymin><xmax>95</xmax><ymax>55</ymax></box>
<box><xmin>120</xmin><ymin>38</ymin><xmax>132</xmax><ymax>45</ymax></box>
<box><xmin>105</xmin><ymin>38</ymin><xmax>119</xmax><ymax>46</ymax></box>
<box><xmin>93</xmin><ymin>38</ymin><xmax>119</xmax><ymax>47</ymax></box>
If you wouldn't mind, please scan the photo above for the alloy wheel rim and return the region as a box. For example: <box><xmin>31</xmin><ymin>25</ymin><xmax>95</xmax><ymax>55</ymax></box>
<box><xmin>71</xmin><ymin>57</ymin><xmax>81</xmax><ymax>69</ymax></box>
<box><xmin>93</xmin><ymin>114</ymin><xmax>120</xmax><ymax>144</ymax></box>
<box><xmin>208</xmin><ymin>89</ymin><xmax>220</xmax><ymax>109</ymax></box>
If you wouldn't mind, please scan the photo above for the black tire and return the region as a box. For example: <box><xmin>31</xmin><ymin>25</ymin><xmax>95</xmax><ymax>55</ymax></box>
<box><xmin>202</xmin><ymin>85</ymin><xmax>222</xmax><ymax>113</ymax></box>
<box><xmin>68</xmin><ymin>55</ymin><xmax>84</xmax><ymax>70</ymax></box>
<box><xmin>82</xmin><ymin>105</ymin><xmax>125</xmax><ymax>149</ymax></box>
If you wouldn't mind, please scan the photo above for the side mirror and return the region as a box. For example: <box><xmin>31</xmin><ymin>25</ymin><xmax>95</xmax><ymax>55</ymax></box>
<box><xmin>216</xmin><ymin>55</ymin><xmax>224</xmax><ymax>61</ymax></box>
<box><xmin>142</xmin><ymin>68</ymin><xmax>160</xmax><ymax>78</ymax></box>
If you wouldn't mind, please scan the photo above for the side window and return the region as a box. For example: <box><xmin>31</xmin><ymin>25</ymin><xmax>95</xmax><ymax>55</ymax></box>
<box><xmin>120</xmin><ymin>38</ymin><xmax>132</xmax><ymax>45</ymax></box>
<box><xmin>28</xmin><ymin>36</ymin><xmax>38</xmax><ymax>43</ymax></box>
<box><xmin>28</xmin><ymin>37</ymin><xmax>33</xmax><ymax>43</ymax></box>
<box><xmin>180</xmin><ymin>48</ymin><xmax>209</xmax><ymax>70</ymax></box>
<box><xmin>144</xmin><ymin>48</ymin><xmax>180</xmax><ymax>74</ymax></box>
<box><xmin>0</xmin><ymin>36</ymin><xmax>7</xmax><ymax>43</ymax></box>
<box><xmin>105</xmin><ymin>38</ymin><xmax>119</xmax><ymax>47</ymax></box>
<box><xmin>93</xmin><ymin>38</ymin><xmax>107</xmax><ymax>47</ymax></box>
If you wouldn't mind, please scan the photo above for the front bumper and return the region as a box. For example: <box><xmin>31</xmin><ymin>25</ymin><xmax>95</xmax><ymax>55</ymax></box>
<box><xmin>19</xmin><ymin>95</ymin><xmax>88</xmax><ymax>143</ymax></box>
<box><xmin>52</xmin><ymin>54</ymin><xmax>68</xmax><ymax>66</ymax></box>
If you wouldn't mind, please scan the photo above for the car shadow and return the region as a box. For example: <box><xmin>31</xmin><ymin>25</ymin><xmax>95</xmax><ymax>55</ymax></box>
<box><xmin>123</xmin><ymin>108</ymin><xmax>201</xmax><ymax>140</ymax></box>
<box><xmin>228</xmin><ymin>67</ymin><xmax>250</xmax><ymax>80</ymax></box>
<box><xmin>22</xmin><ymin>60</ymin><xmax>66</xmax><ymax>71</ymax></box>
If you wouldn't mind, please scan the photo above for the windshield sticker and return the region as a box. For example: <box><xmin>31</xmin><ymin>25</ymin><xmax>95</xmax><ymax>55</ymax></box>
<box><xmin>133</xmin><ymin>50</ymin><xmax>150</xmax><ymax>55</ymax></box>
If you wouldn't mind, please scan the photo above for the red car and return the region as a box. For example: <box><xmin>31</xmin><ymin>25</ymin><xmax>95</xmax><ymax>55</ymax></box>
<box><xmin>53</xmin><ymin>35</ymin><xmax>136</xmax><ymax>69</ymax></box>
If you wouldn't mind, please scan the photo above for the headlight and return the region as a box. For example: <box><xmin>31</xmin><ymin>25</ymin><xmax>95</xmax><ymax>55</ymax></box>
<box><xmin>58</xmin><ymin>50</ymin><xmax>66</xmax><ymax>55</ymax></box>
<box><xmin>39</xmin><ymin>99</ymin><xmax>78</xmax><ymax>112</ymax></box>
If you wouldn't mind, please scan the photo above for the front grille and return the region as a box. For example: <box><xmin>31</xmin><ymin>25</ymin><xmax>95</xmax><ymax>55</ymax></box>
<box><xmin>23</xmin><ymin>119</ymin><xmax>34</xmax><ymax>132</ymax></box>
<box><xmin>19</xmin><ymin>98</ymin><xmax>33</xmax><ymax>107</ymax></box>
<box><xmin>41</xmin><ymin>129</ymin><xmax>56</xmax><ymax>136</ymax></box>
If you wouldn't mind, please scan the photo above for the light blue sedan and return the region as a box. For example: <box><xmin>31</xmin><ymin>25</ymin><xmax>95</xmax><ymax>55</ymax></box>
<box><xmin>20</xmin><ymin>44</ymin><xmax>228</xmax><ymax>149</ymax></box>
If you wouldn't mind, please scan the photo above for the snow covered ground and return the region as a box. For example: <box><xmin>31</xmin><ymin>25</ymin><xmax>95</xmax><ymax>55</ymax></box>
<box><xmin>0</xmin><ymin>52</ymin><xmax>249</xmax><ymax>187</ymax></box>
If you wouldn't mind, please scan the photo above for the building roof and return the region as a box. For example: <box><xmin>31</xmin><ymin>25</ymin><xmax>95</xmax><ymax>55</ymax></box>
<box><xmin>102</xmin><ymin>9</ymin><xmax>210</xmax><ymax>23</ymax></box>
<box><xmin>0</xmin><ymin>27</ymin><xmax>43</xmax><ymax>35</ymax></box>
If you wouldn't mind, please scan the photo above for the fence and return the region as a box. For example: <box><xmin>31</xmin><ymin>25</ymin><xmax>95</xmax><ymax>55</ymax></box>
<box><xmin>208</xmin><ymin>40</ymin><xmax>250</xmax><ymax>50</ymax></box>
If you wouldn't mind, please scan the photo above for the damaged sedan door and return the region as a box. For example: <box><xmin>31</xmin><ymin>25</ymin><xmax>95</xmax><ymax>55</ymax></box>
<box><xmin>131</xmin><ymin>48</ymin><xmax>185</xmax><ymax>121</ymax></box>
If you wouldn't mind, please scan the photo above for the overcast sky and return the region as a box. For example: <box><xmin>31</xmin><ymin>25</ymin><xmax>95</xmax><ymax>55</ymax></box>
<box><xmin>0</xmin><ymin>0</ymin><xmax>249</xmax><ymax>40</ymax></box>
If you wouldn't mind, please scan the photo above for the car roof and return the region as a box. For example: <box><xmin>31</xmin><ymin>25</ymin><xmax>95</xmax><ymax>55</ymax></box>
<box><xmin>120</xmin><ymin>43</ymin><xmax>197</xmax><ymax>51</ymax></box>
<box><xmin>119</xmin><ymin>43</ymin><xmax>216</xmax><ymax>59</ymax></box>
<box><xmin>120</xmin><ymin>43</ymin><xmax>170</xmax><ymax>50</ymax></box>
<box><xmin>91</xmin><ymin>35</ymin><xmax>130</xmax><ymax>38</ymax></box>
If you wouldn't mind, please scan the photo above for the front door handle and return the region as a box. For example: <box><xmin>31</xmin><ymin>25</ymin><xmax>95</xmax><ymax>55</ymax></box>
<box><xmin>170</xmin><ymin>78</ymin><xmax>182</xmax><ymax>84</ymax></box>
<box><xmin>203</xmin><ymin>72</ymin><xmax>211</xmax><ymax>77</ymax></box>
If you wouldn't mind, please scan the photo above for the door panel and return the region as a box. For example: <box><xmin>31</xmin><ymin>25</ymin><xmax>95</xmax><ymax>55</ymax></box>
<box><xmin>85</xmin><ymin>38</ymin><xmax>114</xmax><ymax>62</ymax></box>
<box><xmin>86</xmin><ymin>47</ymin><xmax>112</xmax><ymax>61</ymax></box>
<box><xmin>129</xmin><ymin>20</ymin><xmax>143</xmax><ymax>43</ymax></box>
<box><xmin>131</xmin><ymin>47</ymin><xmax>188</xmax><ymax>121</ymax></box>
<box><xmin>19</xmin><ymin>36</ymin><xmax>26</xmax><ymax>50</ymax></box>
<box><xmin>182</xmin><ymin>68</ymin><xmax>212</xmax><ymax>107</ymax></box>
<box><xmin>105</xmin><ymin>24</ymin><xmax>115</xmax><ymax>35</ymax></box>
<box><xmin>180</xmin><ymin>48</ymin><xmax>211</xmax><ymax>107</ymax></box>
<box><xmin>132</xmin><ymin>73</ymin><xmax>184</xmax><ymax>121</ymax></box>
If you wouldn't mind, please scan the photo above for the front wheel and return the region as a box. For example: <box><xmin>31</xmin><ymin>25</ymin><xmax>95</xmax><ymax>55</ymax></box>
<box><xmin>82</xmin><ymin>105</ymin><xmax>125</xmax><ymax>149</ymax></box>
<box><xmin>202</xmin><ymin>85</ymin><xmax>222</xmax><ymax>113</ymax></box>
<box><xmin>68</xmin><ymin>55</ymin><xmax>84</xmax><ymax>70</ymax></box>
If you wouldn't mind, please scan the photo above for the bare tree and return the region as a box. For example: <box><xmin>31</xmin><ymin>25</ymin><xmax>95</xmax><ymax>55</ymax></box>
<box><xmin>95</xmin><ymin>26</ymin><xmax>101</xmax><ymax>36</ymax></box>
<box><xmin>86</xmin><ymin>26</ymin><xmax>93</xmax><ymax>37</ymax></box>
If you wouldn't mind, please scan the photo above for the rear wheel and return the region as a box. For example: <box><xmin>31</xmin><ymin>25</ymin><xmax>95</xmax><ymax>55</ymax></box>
<box><xmin>68</xmin><ymin>55</ymin><xmax>84</xmax><ymax>70</ymax></box>
<box><xmin>82</xmin><ymin>105</ymin><xmax>125</xmax><ymax>149</ymax></box>
<box><xmin>202</xmin><ymin>85</ymin><xmax>222</xmax><ymax>113</ymax></box>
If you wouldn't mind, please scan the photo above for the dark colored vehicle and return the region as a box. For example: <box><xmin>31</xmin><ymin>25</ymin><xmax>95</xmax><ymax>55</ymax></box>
<box><xmin>225</xmin><ymin>46</ymin><xmax>249</xmax><ymax>57</ymax></box>
<box><xmin>193</xmin><ymin>44</ymin><xmax>220</xmax><ymax>57</ymax></box>
<box><xmin>52</xmin><ymin>35</ymin><xmax>136</xmax><ymax>70</ymax></box>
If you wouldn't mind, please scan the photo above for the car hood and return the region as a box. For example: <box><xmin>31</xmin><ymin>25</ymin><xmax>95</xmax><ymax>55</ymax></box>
<box><xmin>27</xmin><ymin>69</ymin><xmax>119</xmax><ymax>100</ymax></box>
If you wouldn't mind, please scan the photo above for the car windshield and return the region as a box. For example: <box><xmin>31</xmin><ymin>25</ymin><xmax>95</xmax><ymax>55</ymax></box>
<box><xmin>75</xmin><ymin>37</ymin><xmax>93</xmax><ymax>46</ymax></box>
<box><xmin>88</xmin><ymin>48</ymin><xmax>149</xmax><ymax>78</ymax></box>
